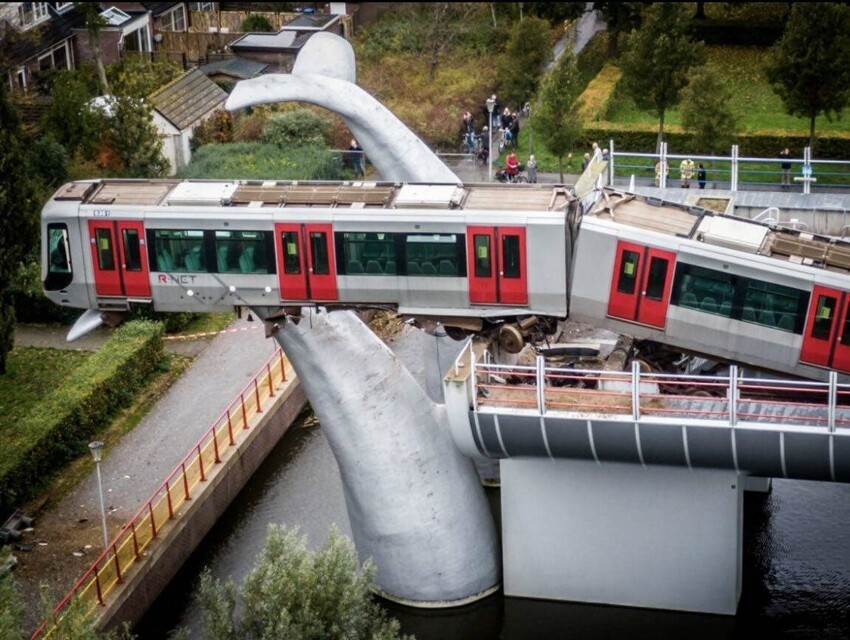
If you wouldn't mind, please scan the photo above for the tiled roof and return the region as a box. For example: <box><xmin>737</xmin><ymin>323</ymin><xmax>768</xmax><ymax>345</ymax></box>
<box><xmin>148</xmin><ymin>68</ymin><xmax>227</xmax><ymax>130</ymax></box>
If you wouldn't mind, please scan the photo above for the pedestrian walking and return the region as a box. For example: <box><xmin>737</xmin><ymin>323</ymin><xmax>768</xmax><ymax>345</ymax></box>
<box><xmin>680</xmin><ymin>158</ymin><xmax>695</xmax><ymax>188</ymax></box>
<box><xmin>780</xmin><ymin>148</ymin><xmax>791</xmax><ymax>187</ymax></box>
<box><xmin>527</xmin><ymin>155</ymin><xmax>538</xmax><ymax>183</ymax></box>
<box><xmin>698</xmin><ymin>163</ymin><xmax>707</xmax><ymax>189</ymax></box>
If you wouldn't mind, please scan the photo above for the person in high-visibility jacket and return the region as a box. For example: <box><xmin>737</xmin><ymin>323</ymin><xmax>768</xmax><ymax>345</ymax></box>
<box><xmin>680</xmin><ymin>158</ymin><xmax>695</xmax><ymax>188</ymax></box>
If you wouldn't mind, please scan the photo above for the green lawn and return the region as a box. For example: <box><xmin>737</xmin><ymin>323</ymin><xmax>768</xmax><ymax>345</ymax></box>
<box><xmin>606</xmin><ymin>46</ymin><xmax>850</xmax><ymax>134</ymax></box>
<box><xmin>0</xmin><ymin>347</ymin><xmax>89</xmax><ymax>435</ymax></box>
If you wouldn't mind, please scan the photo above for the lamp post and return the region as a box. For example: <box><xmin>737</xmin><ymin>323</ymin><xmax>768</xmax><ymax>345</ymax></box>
<box><xmin>486</xmin><ymin>97</ymin><xmax>496</xmax><ymax>182</ymax></box>
<box><xmin>88</xmin><ymin>441</ymin><xmax>109</xmax><ymax>552</ymax></box>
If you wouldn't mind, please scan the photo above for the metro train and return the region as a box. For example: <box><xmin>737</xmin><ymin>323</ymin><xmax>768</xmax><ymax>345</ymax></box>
<box><xmin>41</xmin><ymin>178</ymin><xmax>850</xmax><ymax>382</ymax></box>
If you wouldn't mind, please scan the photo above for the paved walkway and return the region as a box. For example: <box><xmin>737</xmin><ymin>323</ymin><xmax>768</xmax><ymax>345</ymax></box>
<box><xmin>14</xmin><ymin>316</ymin><xmax>280</xmax><ymax>631</ymax></box>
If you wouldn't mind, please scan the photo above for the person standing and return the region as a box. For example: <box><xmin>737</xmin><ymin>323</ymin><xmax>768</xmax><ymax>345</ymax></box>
<box><xmin>348</xmin><ymin>139</ymin><xmax>365</xmax><ymax>177</ymax></box>
<box><xmin>581</xmin><ymin>153</ymin><xmax>591</xmax><ymax>172</ymax></box>
<box><xmin>780</xmin><ymin>148</ymin><xmax>791</xmax><ymax>187</ymax></box>
<box><xmin>654</xmin><ymin>159</ymin><xmax>668</xmax><ymax>187</ymax></box>
<box><xmin>680</xmin><ymin>157</ymin><xmax>695</xmax><ymax>188</ymax></box>
<box><xmin>527</xmin><ymin>154</ymin><xmax>538</xmax><ymax>183</ymax></box>
<box><xmin>505</xmin><ymin>150</ymin><xmax>519</xmax><ymax>181</ymax></box>
<box><xmin>697</xmin><ymin>162</ymin><xmax>707</xmax><ymax>189</ymax></box>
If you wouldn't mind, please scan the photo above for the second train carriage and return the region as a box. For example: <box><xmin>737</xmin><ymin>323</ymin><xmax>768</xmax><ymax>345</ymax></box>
<box><xmin>42</xmin><ymin>180</ymin><xmax>572</xmax><ymax>340</ymax></box>
<box><xmin>569</xmin><ymin>189</ymin><xmax>850</xmax><ymax>382</ymax></box>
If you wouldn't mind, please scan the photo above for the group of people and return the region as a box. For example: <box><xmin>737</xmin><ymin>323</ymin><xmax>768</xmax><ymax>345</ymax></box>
<box><xmin>654</xmin><ymin>158</ymin><xmax>707</xmax><ymax>189</ymax></box>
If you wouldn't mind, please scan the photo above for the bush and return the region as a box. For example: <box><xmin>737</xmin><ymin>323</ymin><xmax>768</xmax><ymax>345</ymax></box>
<box><xmin>10</xmin><ymin>260</ymin><xmax>81</xmax><ymax>325</ymax></box>
<box><xmin>192</xmin><ymin>109</ymin><xmax>234</xmax><ymax>148</ymax></box>
<box><xmin>262</xmin><ymin>109</ymin><xmax>330</xmax><ymax>147</ymax></box>
<box><xmin>233</xmin><ymin>110</ymin><xmax>268</xmax><ymax>142</ymax></box>
<box><xmin>0</xmin><ymin>321</ymin><xmax>164</xmax><ymax>518</ymax></box>
<box><xmin>179</xmin><ymin>142</ymin><xmax>343</xmax><ymax>180</ymax></box>
<box><xmin>241</xmin><ymin>14</ymin><xmax>273</xmax><ymax>32</ymax></box>
<box><xmin>29</xmin><ymin>135</ymin><xmax>69</xmax><ymax>188</ymax></box>
<box><xmin>575</xmin><ymin>31</ymin><xmax>609</xmax><ymax>91</ymax></box>
<box><xmin>577</xmin><ymin>64</ymin><xmax>622</xmax><ymax>122</ymax></box>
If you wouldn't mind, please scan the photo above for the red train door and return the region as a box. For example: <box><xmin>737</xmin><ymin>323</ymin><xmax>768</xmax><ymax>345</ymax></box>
<box><xmin>274</xmin><ymin>223</ymin><xmax>338</xmax><ymax>301</ymax></box>
<box><xmin>607</xmin><ymin>241</ymin><xmax>676</xmax><ymax>329</ymax></box>
<box><xmin>800</xmin><ymin>286</ymin><xmax>850</xmax><ymax>372</ymax></box>
<box><xmin>467</xmin><ymin>226</ymin><xmax>528</xmax><ymax>305</ymax></box>
<box><xmin>88</xmin><ymin>220</ymin><xmax>152</xmax><ymax>298</ymax></box>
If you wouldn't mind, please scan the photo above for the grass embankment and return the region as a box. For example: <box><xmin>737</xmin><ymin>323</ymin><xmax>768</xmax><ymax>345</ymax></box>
<box><xmin>178</xmin><ymin>142</ymin><xmax>343</xmax><ymax>181</ymax></box>
<box><xmin>604</xmin><ymin>46</ymin><xmax>850</xmax><ymax>133</ymax></box>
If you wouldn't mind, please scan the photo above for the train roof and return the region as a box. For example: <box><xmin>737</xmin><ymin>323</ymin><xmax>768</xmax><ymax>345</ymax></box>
<box><xmin>52</xmin><ymin>179</ymin><xmax>572</xmax><ymax>213</ymax></box>
<box><xmin>586</xmin><ymin>188</ymin><xmax>850</xmax><ymax>275</ymax></box>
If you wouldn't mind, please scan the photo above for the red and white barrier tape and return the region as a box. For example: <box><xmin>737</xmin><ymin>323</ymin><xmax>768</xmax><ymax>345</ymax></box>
<box><xmin>162</xmin><ymin>323</ymin><xmax>264</xmax><ymax>341</ymax></box>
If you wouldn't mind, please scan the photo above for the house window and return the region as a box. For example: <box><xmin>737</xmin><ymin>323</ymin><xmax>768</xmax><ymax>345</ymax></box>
<box><xmin>124</xmin><ymin>25</ymin><xmax>151</xmax><ymax>52</ymax></box>
<box><xmin>190</xmin><ymin>2</ymin><xmax>215</xmax><ymax>10</ymax></box>
<box><xmin>37</xmin><ymin>41</ymin><xmax>72</xmax><ymax>72</ymax></box>
<box><xmin>160</xmin><ymin>5</ymin><xmax>187</xmax><ymax>31</ymax></box>
<box><xmin>55</xmin><ymin>2</ymin><xmax>72</xmax><ymax>11</ymax></box>
<box><xmin>15</xmin><ymin>68</ymin><xmax>27</xmax><ymax>91</ymax></box>
<box><xmin>19</xmin><ymin>2</ymin><xmax>50</xmax><ymax>28</ymax></box>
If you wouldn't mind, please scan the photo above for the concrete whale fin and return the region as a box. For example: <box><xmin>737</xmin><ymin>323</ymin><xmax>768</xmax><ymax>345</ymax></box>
<box><xmin>67</xmin><ymin>309</ymin><xmax>104</xmax><ymax>342</ymax></box>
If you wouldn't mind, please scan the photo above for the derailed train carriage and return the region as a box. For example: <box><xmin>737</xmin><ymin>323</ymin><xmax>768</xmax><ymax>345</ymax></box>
<box><xmin>41</xmin><ymin>178</ymin><xmax>850</xmax><ymax>382</ymax></box>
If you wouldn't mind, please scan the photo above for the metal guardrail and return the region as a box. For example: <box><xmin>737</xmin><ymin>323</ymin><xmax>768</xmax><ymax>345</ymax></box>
<box><xmin>32</xmin><ymin>349</ymin><xmax>291</xmax><ymax>639</ymax></box>
<box><xmin>474</xmin><ymin>358</ymin><xmax>849</xmax><ymax>433</ymax></box>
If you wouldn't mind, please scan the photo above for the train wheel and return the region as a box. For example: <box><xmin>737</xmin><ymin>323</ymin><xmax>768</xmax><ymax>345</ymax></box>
<box><xmin>444</xmin><ymin>326</ymin><xmax>470</xmax><ymax>341</ymax></box>
<box><xmin>498</xmin><ymin>324</ymin><xmax>525</xmax><ymax>354</ymax></box>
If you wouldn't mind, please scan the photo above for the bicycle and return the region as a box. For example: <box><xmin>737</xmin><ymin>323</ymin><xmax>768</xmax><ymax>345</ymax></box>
<box><xmin>459</xmin><ymin>131</ymin><xmax>480</xmax><ymax>156</ymax></box>
<box><xmin>495</xmin><ymin>163</ymin><xmax>528</xmax><ymax>183</ymax></box>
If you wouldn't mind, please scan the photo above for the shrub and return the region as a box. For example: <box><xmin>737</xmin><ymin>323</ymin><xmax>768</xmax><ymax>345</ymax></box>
<box><xmin>10</xmin><ymin>260</ymin><xmax>81</xmax><ymax>325</ymax></box>
<box><xmin>179</xmin><ymin>142</ymin><xmax>343</xmax><ymax>180</ymax></box>
<box><xmin>241</xmin><ymin>14</ymin><xmax>273</xmax><ymax>32</ymax></box>
<box><xmin>262</xmin><ymin>109</ymin><xmax>330</xmax><ymax>147</ymax></box>
<box><xmin>577</xmin><ymin>64</ymin><xmax>622</xmax><ymax>122</ymax></box>
<box><xmin>29</xmin><ymin>135</ymin><xmax>69</xmax><ymax>188</ymax></box>
<box><xmin>0</xmin><ymin>321</ymin><xmax>163</xmax><ymax>518</ymax></box>
<box><xmin>575</xmin><ymin>31</ymin><xmax>608</xmax><ymax>91</ymax></box>
<box><xmin>233</xmin><ymin>110</ymin><xmax>268</xmax><ymax>142</ymax></box>
<box><xmin>192</xmin><ymin>109</ymin><xmax>234</xmax><ymax>148</ymax></box>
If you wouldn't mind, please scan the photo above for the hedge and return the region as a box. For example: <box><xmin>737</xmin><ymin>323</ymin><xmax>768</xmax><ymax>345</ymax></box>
<box><xmin>582</xmin><ymin>122</ymin><xmax>850</xmax><ymax>158</ymax></box>
<box><xmin>577</xmin><ymin>64</ymin><xmax>622</xmax><ymax>122</ymax></box>
<box><xmin>0</xmin><ymin>320</ymin><xmax>164</xmax><ymax>517</ymax></box>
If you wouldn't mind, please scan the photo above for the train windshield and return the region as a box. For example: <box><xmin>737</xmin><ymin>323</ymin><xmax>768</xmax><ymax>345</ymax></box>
<box><xmin>44</xmin><ymin>223</ymin><xmax>73</xmax><ymax>290</ymax></box>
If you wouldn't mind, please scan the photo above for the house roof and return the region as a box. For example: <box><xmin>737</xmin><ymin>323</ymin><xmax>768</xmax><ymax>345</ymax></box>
<box><xmin>230</xmin><ymin>29</ymin><xmax>314</xmax><ymax>53</ymax></box>
<box><xmin>148</xmin><ymin>68</ymin><xmax>228</xmax><ymax>130</ymax></box>
<box><xmin>282</xmin><ymin>14</ymin><xmax>340</xmax><ymax>31</ymax></box>
<box><xmin>6</xmin><ymin>3</ymin><xmax>87</xmax><ymax>64</ymax></box>
<box><xmin>199</xmin><ymin>56</ymin><xmax>269</xmax><ymax>80</ymax></box>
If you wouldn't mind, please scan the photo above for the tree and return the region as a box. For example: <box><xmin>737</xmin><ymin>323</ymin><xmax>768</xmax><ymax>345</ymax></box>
<box><xmin>0</xmin><ymin>82</ymin><xmax>39</xmax><ymax>374</ymax></box>
<box><xmin>680</xmin><ymin>67</ymin><xmax>738</xmax><ymax>154</ymax></box>
<box><xmin>498</xmin><ymin>16</ymin><xmax>551</xmax><ymax>109</ymax></box>
<box><xmin>619</xmin><ymin>3</ymin><xmax>704</xmax><ymax>149</ymax></box>
<box><xmin>43</xmin><ymin>68</ymin><xmax>103</xmax><ymax>157</ymax></box>
<box><xmin>196</xmin><ymin>525</ymin><xmax>409</xmax><ymax>640</ymax></box>
<box><xmin>103</xmin><ymin>96</ymin><xmax>169</xmax><ymax>177</ymax></box>
<box><xmin>765</xmin><ymin>3</ymin><xmax>850</xmax><ymax>151</ymax></box>
<box><xmin>531</xmin><ymin>49</ymin><xmax>584</xmax><ymax>182</ymax></box>
<box><xmin>423</xmin><ymin>2</ymin><xmax>480</xmax><ymax>81</ymax></box>
<box><xmin>593</xmin><ymin>2</ymin><xmax>646</xmax><ymax>57</ymax></box>
<box><xmin>76</xmin><ymin>3</ymin><xmax>110</xmax><ymax>95</ymax></box>
<box><xmin>108</xmin><ymin>56</ymin><xmax>183</xmax><ymax>101</ymax></box>
<box><xmin>241</xmin><ymin>14</ymin><xmax>274</xmax><ymax>32</ymax></box>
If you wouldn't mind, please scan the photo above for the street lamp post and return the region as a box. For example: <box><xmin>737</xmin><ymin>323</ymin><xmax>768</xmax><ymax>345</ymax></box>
<box><xmin>486</xmin><ymin>97</ymin><xmax>496</xmax><ymax>182</ymax></box>
<box><xmin>88</xmin><ymin>441</ymin><xmax>109</xmax><ymax>552</ymax></box>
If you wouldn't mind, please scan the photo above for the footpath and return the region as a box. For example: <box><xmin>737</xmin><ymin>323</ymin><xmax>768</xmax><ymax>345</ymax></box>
<box><xmin>11</xmin><ymin>317</ymin><xmax>280</xmax><ymax>633</ymax></box>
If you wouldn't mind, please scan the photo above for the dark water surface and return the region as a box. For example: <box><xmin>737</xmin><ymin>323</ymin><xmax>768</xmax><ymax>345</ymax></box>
<box><xmin>136</xmin><ymin>416</ymin><xmax>850</xmax><ymax>640</ymax></box>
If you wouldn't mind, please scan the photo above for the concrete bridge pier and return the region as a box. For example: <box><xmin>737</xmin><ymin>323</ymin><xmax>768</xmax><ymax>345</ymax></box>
<box><xmin>500</xmin><ymin>458</ymin><xmax>743</xmax><ymax>615</ymax></box>
<box><xmin>255</xmin><ymin>307</ymin><xmax>500</xmax><ymax>607</ymax></box>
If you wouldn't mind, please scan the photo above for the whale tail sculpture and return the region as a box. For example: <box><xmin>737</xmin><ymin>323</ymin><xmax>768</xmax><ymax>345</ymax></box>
<box><xmin>225</xmin><ymin>32</ymin><xmax>459</xmax><ymax>184</ymax></box>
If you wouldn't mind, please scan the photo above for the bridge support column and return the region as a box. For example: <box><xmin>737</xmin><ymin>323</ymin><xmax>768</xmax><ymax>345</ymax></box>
<box><xmin>258</xmin><ymin>309</ymin><xmax>500</xmax><ymax>607</ymax></box>
<box><xmin>501</xmin><ymin>459</ymin><xmax>743</xmax><ymax>615</ymax></box>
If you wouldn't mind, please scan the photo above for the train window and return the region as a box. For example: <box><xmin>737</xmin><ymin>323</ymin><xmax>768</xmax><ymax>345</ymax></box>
<box><xmin>645</xmin><ymin>256</ymin><xmax>669</xmax><ymax>300</ymax></box>
<box><xmin>153</xmin><ymin>229</ymin><xmax>205</xmax><ymax>273</ymax></box>
<box><xmin>95</xmin><ymin>229</ymin><xmax>115</xmax><ymax>271</ymax></box>
<box><xmin>473</xmin><ymin>235</ymin><xmax>491</xmax><ymax>278</ymax></box>
<box><xmin>45</xmin><ymin>223</ymin><xmax>73</xmax><ymax>291</ymax></box>
<box><xmin>812</xmin><ymin>295</ymin><xmax>836</xmax><ymax>340</ymax></box>
<box><xmin>122</xmin><ymin>229</ymin><xmax>142</xmax><ymax>271</ymax></box>
<box><xmin>502</xmin><ymin>235</ymin><xmax>521</xmax><ymax>279</ymax></box>
<box><xmin>672</xmin><ymin>263</ymin><xmax>735</xmax><ymax>316</ymax></box>
<box><xmin>741</xmin><ymin>280</ymin><xmax>808</xmax><ymax>332</ymax></box>
<box><xmin>310</xmin><ymin>231</ymin><xmax>330</xmax><ymax>275</ymax></box>
<box><xmin>340</xmin><ymin>232</ymin><xmax>396</xmax><ymax>275</ymax></box>
<box><xmin>282</xmin><ymin>232</ymin><xmax>301</xmax><ymax>274</ymax></box>
<box><xmin>408</xmin><ymin>234</ymin><xmax>462</xmax><ymax>277</ymax></box>
<box><xmin>616</xmin><ymin>250</ymin><xmax>640</xmax><ymax>294</ymax></box>
<box><xmin>215</xmin><ymin>230</ymin><xmax>272</xmax><ymax>274</ymax></box>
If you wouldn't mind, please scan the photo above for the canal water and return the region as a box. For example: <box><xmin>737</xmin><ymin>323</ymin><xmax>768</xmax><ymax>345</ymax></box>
<box><xmin>135</xmin><ymin>328</ymin><xmax>850</xmax><ymax>639</ymax></box>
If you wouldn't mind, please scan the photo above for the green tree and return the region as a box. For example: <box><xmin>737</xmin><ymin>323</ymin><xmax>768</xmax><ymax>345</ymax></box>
<box><xmin>680</xmin><ymin>67</ymin><xmax>738</xmax><ymax>154</ymax></box>
<box><xmin>0</xmin><ymin>82</ymin><xmax>39</xmax><ymax>374</ymax></box>
<box><xmin>105</xmin><ymin>96</ymin><xmax>169</xmax><ymax>177</ymax></box>
<box><xmin>196</xmin><ymin>525</ymin><xmax>409</xmax><ymax>640</ymax></box>
<box><xmin>619</xmin><ymin>3</ymin><xmax>704</xmax><ymax>149</ymax></box>
<box><xmin>42</xmin><ymin>68</ymin><xmax>103</xmax><ymax>157</ymax></box>
<box><xmin>531</xmin><ymin>49</ymin><xmax>584</xmax><ymax>182</ymax></box>
<box><xmin>108</xmin><ymin>56</ymin><xmax>183</xmax><ymax>101</ymax></box>
<box><xmin>498</xmin><ymin>16</ymin><xmax>551</xmax><ymax>108</ymax></box>
<box><xmin>593</xmin><ymin>2</ymin><xmax>646</xmax><ymax>57</ymax></box>
<box><xmin>765</xmin><ymin>2</ymin><xmax>850</xmax><ymax>151</ymax></box>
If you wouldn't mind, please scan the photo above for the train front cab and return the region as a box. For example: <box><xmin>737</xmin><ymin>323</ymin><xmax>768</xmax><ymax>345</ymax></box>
<box><xmin>87</xmin><ymin>219</ymin><xmax>152</xmax><ymax>304</ymax></box>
